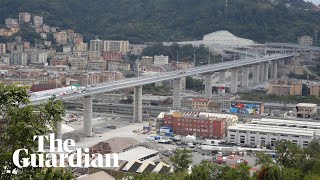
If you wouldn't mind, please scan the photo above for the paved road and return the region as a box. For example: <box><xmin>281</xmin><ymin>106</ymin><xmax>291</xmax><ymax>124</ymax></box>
<box><xmin>30</xmin><ymin>54</ymin><xmax>293</xmax><ymax>105</ymax></box>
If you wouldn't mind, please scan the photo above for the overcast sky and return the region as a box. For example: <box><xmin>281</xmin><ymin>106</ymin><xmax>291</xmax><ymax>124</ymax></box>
<box><xmin>305</xmin><ymin>0</ymin><xmax>320</xmax><ymax>5</ymax></box>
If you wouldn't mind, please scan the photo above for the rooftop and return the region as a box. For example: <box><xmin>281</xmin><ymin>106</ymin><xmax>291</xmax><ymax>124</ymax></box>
<box><xmin>228</xmin><ymin>124</ymin><xmax>320</xmax><ymax>137</ymax></box>
<box><xmin>251</xmin><ymin>118</ymin><xmax>320</xmax><ymax>129</ymax></box>
<box><xmin>296</xmin><ymin>103</ymin><xmax>317</xmax><ymax>108</ymax></box>
<box><xmin>118</xmin><ymin>146</ymin><xmax>159</xmax><ymax>162</ymax></box>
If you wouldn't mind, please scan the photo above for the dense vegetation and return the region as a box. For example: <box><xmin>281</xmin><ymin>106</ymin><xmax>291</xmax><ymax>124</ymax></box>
<box><xmin>0</xmin><ymin>84</ymin><xmax>74</xmax><ymax>179</ymax></box>
<box><xmin>121</xmin><ymin>140</ymin><xmax>320</xmax><ymax>179</ymax></box>
<box><xmin>0</xmin><ymin>0</ymin><xmax>319</xmax><ymax>44</ymax></box>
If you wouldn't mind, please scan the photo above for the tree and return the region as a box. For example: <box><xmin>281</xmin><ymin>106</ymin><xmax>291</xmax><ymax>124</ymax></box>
<box><xmin>188</xmin><ymin>160</ymin><xmax>223</xmax><ymax>180</ymax></box>
<box><xmin>274</xmin><ymin>140</ymin><xmax>302</xmax><ymax>168</ymax></box>
<box><xmin>170</xmin><ymin>148</ymin><xmax>192</xmax><ymax>173</ymax></box>
<box><xmin>221</xmin><ymin>163</ymin><xmax>251</xmax><ymax>180</ymax></box>
<box><xmin>0</xmin><ymin>84</ymin><xmax>74</xmax><ymax>180</ymax></box>
<box><xmin>255</xmin><ymin>152</ymin><xmax>273</xmax><ymax>165</ymax></box>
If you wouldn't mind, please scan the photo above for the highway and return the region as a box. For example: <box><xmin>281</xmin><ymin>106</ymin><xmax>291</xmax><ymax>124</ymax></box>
<box><xmin>30</xmin><ymin>54</ymin><xmax>293</xmax><ymax>105</ymax></box>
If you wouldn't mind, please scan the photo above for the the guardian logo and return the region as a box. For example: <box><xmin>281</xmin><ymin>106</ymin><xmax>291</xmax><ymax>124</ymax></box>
<box><xmin>12</xmin><ymin>133</ymin><xmax>119</xmax><ymax>168</ymax></box>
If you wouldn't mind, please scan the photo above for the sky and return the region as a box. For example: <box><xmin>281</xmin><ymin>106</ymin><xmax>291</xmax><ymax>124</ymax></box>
<box><xmin>305</xmin><ymin>0</ymin><xmax>320</xmax><ymax>5</ymax></box>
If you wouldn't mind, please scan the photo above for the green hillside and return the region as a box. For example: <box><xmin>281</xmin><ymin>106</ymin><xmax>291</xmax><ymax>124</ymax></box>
<box><xmin>0</xmin><ymin>0</ymin><xmax>319</xmax><ymax>44</ymax></box>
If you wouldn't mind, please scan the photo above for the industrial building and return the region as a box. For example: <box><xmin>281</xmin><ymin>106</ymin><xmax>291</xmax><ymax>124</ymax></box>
<box><xmin>118</xmin><ymin>146</ymin><xmax>159</xmax><ymax>163</ymax></box>
<box><xmin>161</xmin><ymin>111</ymin><xmax>238</xmax><ymax>139</ymax></box>
<box><xmin>293</xmin><ymin>103</ymin><xmax>317</xmax><ymax>119</ymax></box>
<box><xmin>227</xmin><ymin>123</ymin><xmax>320</xmax><ymax>147</ymax></box>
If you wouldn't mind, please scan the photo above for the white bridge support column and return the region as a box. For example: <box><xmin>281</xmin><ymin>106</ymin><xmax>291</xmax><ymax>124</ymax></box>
<box><xmin>279</xmin><ymin>59</ymin><xmax>285</xmax><ymax>66</ymax></box>
<box><xmin>264</xmin><ymin>62</ymin><xmax>269</xmax><ymax>81</ymax></box>
<box><xmin>230</xmin><ymin>68</ymin><xmax>238</xmax><ymax>94</ymax></box>
<box><xmin>241</xmin><ymin>66</ymin><xmax>249</xmax><ymax>87</ymax></box>
<box><xmin>252</xmin><ymin>64</ymin><xmax>259</xmax><ymax>84</ymax></box>
<box><xmin>173</xmin><ymin>78</ymin><xmax>182</xmax><ymax>109</ymax></box>
<box><xmin>134</xmin><ymin>85</ymin><xmax>142</xmax><ymax>123</ymax></box>
<box><xmin>260</xmin><ymin>63</ymin><xmax>265</xmax><ymax>81</ymax></box>
<box><xmin>204</xmin><ymin>73</ymin><xmax>213</xmax><ymax>99</ymax></box>
<box><xmin>83</xmin><ymin>95</ymin><xmax>93</xmax><ymax>137</ymax></box>
<box><xmin>271</xmin><ymin>61</ymin><xmax>278</xmax><ymax>79</ymax></box>
<box><xmin>55</xmin><ymin>121</ymin><xmax>62</xmax><ymax>141</ymax></box>
<box><xmin>219</xmin><ymin>71</ymin><xmax>226</xmax><ymax>85</ymax></box>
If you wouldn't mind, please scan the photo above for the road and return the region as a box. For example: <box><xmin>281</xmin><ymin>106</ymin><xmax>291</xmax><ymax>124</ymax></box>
<box><xmin>30</xmin><ymin>54</ymin><xmax>293</xmax><ymax>105</ymax></box>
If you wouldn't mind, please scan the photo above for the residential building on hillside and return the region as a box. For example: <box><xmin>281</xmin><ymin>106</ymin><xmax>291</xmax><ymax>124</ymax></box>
<box><xmin>0</xmin><ymin>44</ymin><xmax>6</xmax><ymax>53</ymax></box>
<box><xmin>102</xmin><ymin>52</ymin><xmax>123</xmax><ymax>62</ymax></box>
<box><xmin>310</xmin><ymin>84</ymin><xmax>320</xmax><ymax>97</ymax></box>
<box><xmin>33</xmin><ymin>16</ymin><xmax>43</xmax><ymax>27</ymax></box>
<box><xmin>140</xmin><ymin>56</ymin><xmax>154</xmax><ymax>65</ymax></box>
<box><xmin>107</xmin><ymin>62</ymin><xmax>130</xmax><ymax>71</ymax></box>
<box><xmin>154</xmin><ymin>55</ymin><xmax>169</xmax><ymax>65</ymax></box>
<box><xmin>54</xmin><ymin>31</ymin><xmax>68</xmax><ymax>44</ymax></box>
<box><xmin>5</xmin><ymin>18</ymin><xmax>18</xmax><ymax>28</ymax></box>
<box><xmin>268</xmin><ymin>80</ymin><xmax>302</xmax><ymax>96</ymax></box>
<box><xmin>130</xmin><ymin>44</ymin><xmax>148</xmax><ymax>55</ymax></box>
<box><xmin>87</xmin><ymin>61</ymin><xmax>107</xmax><ymax>71</ymax></box>
<box><xmin>90</xmin><ymin>39</ymin><xmax>103</xmax><ymax>52</ymax></box>
<box><xmin>19</xmin><ymin>12</ymin><xmax>31</xmax><ymax>23</ymax></box>
<box><xmin>103</xmin><ymin>40</ymin><xmax>129</xmax><ymax>53</ymax></box>
<box><xmin>298</xmin><ymin>36</ymin><xmax>313</xmax><ymax>46</ymax></box>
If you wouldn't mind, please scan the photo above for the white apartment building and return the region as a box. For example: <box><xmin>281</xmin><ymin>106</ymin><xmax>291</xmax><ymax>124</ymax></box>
<box><xmin>227</xmin><ymin>123</ymin><xmax>320</xmax><ymax>147</ymax></box>
<box><xmin>33</xmin><ymin>16</ymin><xmax>43</xmax><ymax>27</ymax></box>
<box><xmin>154</xmin><ymin>55</ymin><xmax>169</xmax><ymax>65</ymax></box>
<box><xmin>103</xmin><ymin>40</ymin><xmax>129</xmax><ymax>53</ymax></box>
<box><xmin>5</xmin><ymin>18</ymin><xmax>18</xmax><ymax>28</ymax></box>
<box><xmin>298</xmin><ymin>36</ymin><xmax>313</xmax><ymax>46</ymax></box>
<box><xmin>90</xmin><ymin>39</ymin><xmax>103</xmax><ymax>52</ymax></box>
<box><xmin>19</xmin><ymin>12</ymin><xmax>31</xmax><ymax>23</ymax></box>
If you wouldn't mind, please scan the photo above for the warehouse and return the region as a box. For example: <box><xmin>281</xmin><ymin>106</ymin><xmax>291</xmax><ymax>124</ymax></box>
<box><xmin>227</xmin><ymin>124</ymin><xmax>320</xmax><ymax>147</ymax></box>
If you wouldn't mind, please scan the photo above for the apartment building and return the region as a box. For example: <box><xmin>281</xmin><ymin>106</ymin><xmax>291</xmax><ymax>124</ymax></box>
<box><xmin>0</xmin><ymin>44</ymin><xmax>6</xmax><ymax>53</ymax></box>
<box><xmin>74</xmin><ymin>42</ymin><xmax>88</xmax><ymax>52</ymax></box>
<box><xmin>33</xmin><ymin>16</ymin><xmax>43</xmax><ymax>27</ymax></box>
<box><xmin>268</xmin><ymin>80</ymin><xmax>302</xmax><ymax>96</ymax></box>
<box><xmin>140</xmin><ymin>56</ymin><xmax>154</xmax><ymax>65</ymax></box>
<box><xmin>102</xmin><ymin>52</ymin><xmax>123</xmax><ymax>62</ymax></box>
<box><xmin>54</xmin><ymin>31</ymin><xmax>68</xmax><ymax>44</ymax></box>
<box><xmin>298</xmin><ymin>36</ymin><xmax>313</xmax><ymax>46</ymax></box>
<box><xmin>19</xmin><ymin>12</ymin><xmax>31</xmax><ymax>23</ymax></box>
<box><xmin>87</xmin><ymin>61</ymin><xmax>107</xmax><ymax>71</ymax></box>
<box><xmin>154</xmin><ymin>55</ymin><xmax>169</xmax><ymax>65</ymax></box>
<box><xmin>90</xmin><ymin>39</ymin><xmax>103</xmax><ymax>52</ymax></box>
<box><xmin>5</xmin><ymin>18</ymin><xmax>18</xmax><ymax>28</ymax></box>
<box><xmin>310</xmin><ymin>84</ymin><xmax>320</xmax><ymax>97</ymax></box>
<box><xmin>107</xmin><ymin>62</ymin><xmax>130</xmax><ymax>71</ymax></box>
<box><xmin>129</xmin><ymin>44</ymin><xmax>148</xmax><ymax>55</ymax></box>
<box><xmin>68</xmin><ymin>57</ymin><xmax>88</xmax><ymax>70</ymax></box>
<box><xmin>103</xmin><ymin>40</ymin><xmax>129</xmax><ymax>53</ymax></box>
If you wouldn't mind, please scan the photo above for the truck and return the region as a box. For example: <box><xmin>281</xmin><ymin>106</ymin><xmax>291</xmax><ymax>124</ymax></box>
<box><xmin>188</xmin><ymin>143</ymin><xmax>196</xmax><ymax>148</ymax></box>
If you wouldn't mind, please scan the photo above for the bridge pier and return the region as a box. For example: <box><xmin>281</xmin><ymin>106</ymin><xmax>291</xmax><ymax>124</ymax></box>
<box><xmin>83</xmin><ymin>95</ymin><xmax>93</xmax><ymax>137</ymax></box>
<box><xmin>219</xmin><ymin>71</ymin><xmax>226</xmax><ymax>85</ymax></box>
<box><xmin>173</xmin><ymin>78</ymin><xmax>182</xmax><ymax>109</ymax></box>
<box><xmin>204</xmin><ymin>73</ymin><xmax>213</xmax><ymax>99</ymax></box>
<box><xmin>279</xmin><ymin>59</ymin><xmax>285</xmax><ymax>66</ymax></box>
<box><xmin>55</xmin><ymin>121</ymin><xmax>62</xmax><ymax>141</ymax></box>
<box><xmin>264</xmin><ymin>62</ymin><xmax>269</xmax><ymax>81</ymax></box>
<box><xmin>252</xmin><ymin>64</ymin><xmax>259</xmax><ymax>84</ymax></box>
<box><xmin>230</xmin><ymin>68</ymin><xmax>238</xmax><ymax>94</ymax></box>
<box><xmin>260</xmin><ymin>63</ymin><xmax>265</xmax><ymax>81</ymax></box>
<box><xmin>271</xmin><ymin>61</ymin><xmax>278</xmax><ymax>79</ymax></box>
<box><xmin>134</xmin><ymin>85</ymin><xmax>142</xmax><ymax>123</ymax></box>
<box><xmin>241</xmin><ymin>66</ymin><xmax>249</xmax><ymax>87</ymax></box>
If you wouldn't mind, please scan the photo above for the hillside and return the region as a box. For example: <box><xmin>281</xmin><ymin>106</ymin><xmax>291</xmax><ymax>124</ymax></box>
<box><xmin>0</xmin><ymin>0</ymin><xmax>319</xmax><ymax>44</ymax></box>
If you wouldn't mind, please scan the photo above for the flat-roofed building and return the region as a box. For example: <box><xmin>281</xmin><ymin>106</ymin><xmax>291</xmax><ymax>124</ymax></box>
<box><xmin>0</xmin><ymin>44</ymin><xmax>6</xmax><ymax>53</ymax></box>
<box><xmin>293</xmin><ymin>103</ymin><xmax>317</xmax><ymax>119</ymax></box>
<box><xmin>250</xmin><ymin>118</ymin><xmax>320</xmax><ymax>129</ymax></box>
<box><xmin>118</xmin><ymin>146</ymin><xmax>159</xmax><ymax>163</ymax></box>
<box><xmin>227</xmin><ymin>124</ymin><xmax>320</xmax><ymax>147</ymax></box>
<box><xmin>103</xmin><ymin>40</ymin><xmax>129</xmax><ymax>53</ymax></box>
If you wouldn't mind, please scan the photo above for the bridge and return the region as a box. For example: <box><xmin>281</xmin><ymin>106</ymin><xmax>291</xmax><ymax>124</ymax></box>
<box><xmin>31</xmin><ymin>53</ymin><xmax>293</xmax><ymax>138</ymax></box>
